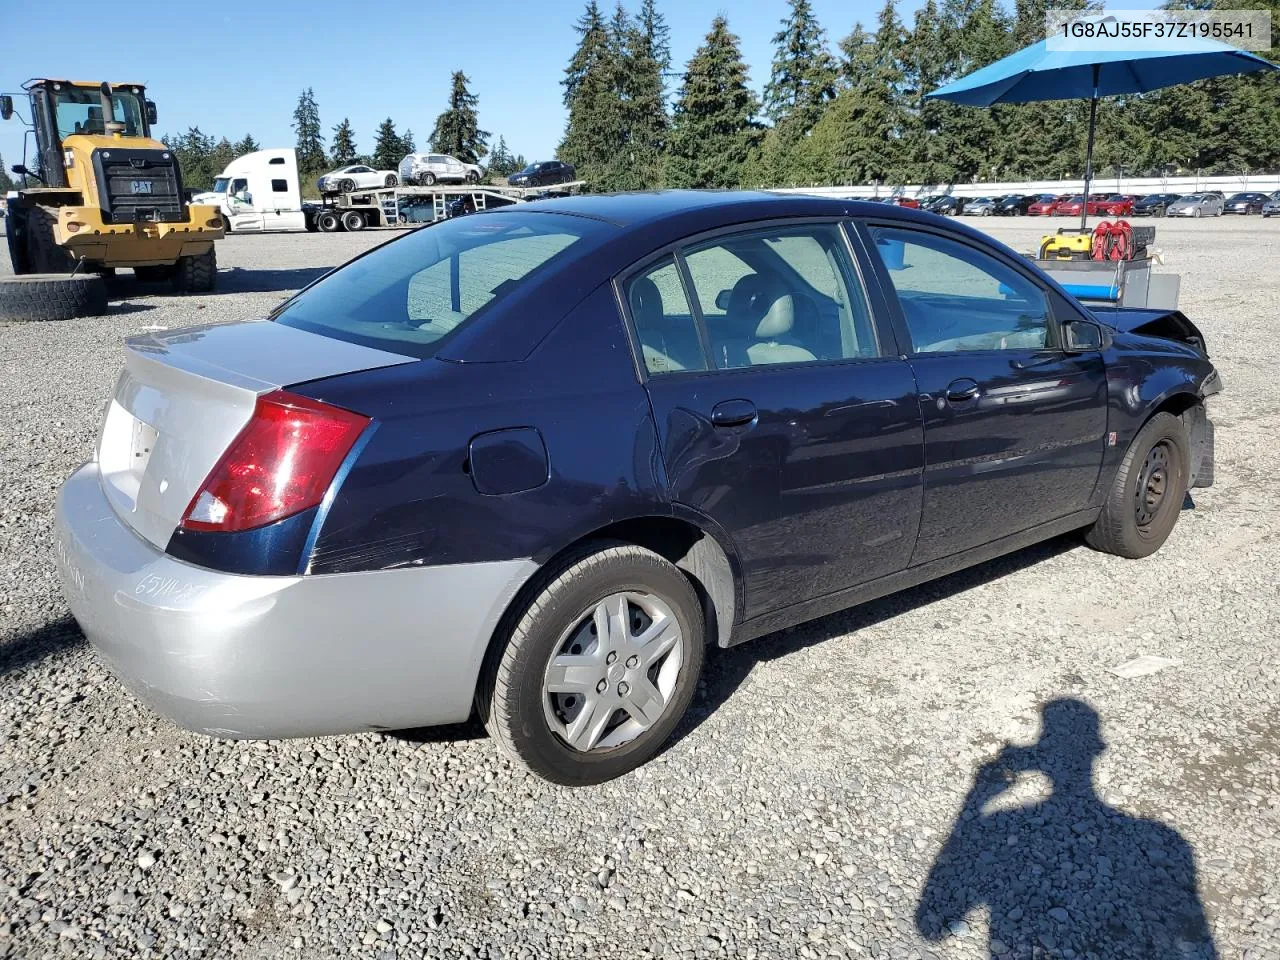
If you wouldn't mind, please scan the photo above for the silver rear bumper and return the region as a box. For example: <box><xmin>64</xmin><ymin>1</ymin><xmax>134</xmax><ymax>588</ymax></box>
<box><xmin>54</xmin><ymin>463</ymin><xmax>536</xmax><ymax>738</ymax></box>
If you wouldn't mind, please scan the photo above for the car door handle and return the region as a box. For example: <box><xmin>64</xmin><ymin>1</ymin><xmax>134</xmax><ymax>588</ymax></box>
<box><xmin>945</xmin><ymin>379</ymin><xmax>981</xmax><ymax>403</ymax></box>
<box><xmin>711</xmin><ymin>399</ymin><xmax>757</xmax><ymax>428</ymax></box>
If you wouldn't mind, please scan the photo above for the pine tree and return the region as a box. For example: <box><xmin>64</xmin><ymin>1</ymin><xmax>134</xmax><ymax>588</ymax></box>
<box><xmin>763</xmin><ymin>0</ymin><xmax>838</xmax><ymax>137</ymax></box>
<box><xmin>209</xmin><ymin>137</ymin><xmax>236</xmax><ymax>179</ymax></box>
<box><xmin>820</xmin><ymin>2</ymin><xmax>911</xmax><ymax>187</ymax></box>
<box><xmin>624</xmin><ymin>0</ymin><xmax>671</xmax><ymax>189</ymax></box>
<box><xmin>900</xmin><ymin>0</ymin><xmax>952</xmax><ymax>185</ymax></box>
<box><xmin>372</xmin><ymin>118</ymin><xmax>403</xmax><ymax>171</ymax></box>
<box><xmin>331</xmin><ymin>118</ymin><xmax>358</xmax><ymax>165</ymax></box>
<box><xmin>292</xmin><ymin>88</ymin><xmax>326</xmax><ymax>174</ymax></box>
<box><xmin>429</xmin><ymin>71</ymin><xmax>490</xmax><ymax>162</ymax></box>
<box><xmin>401</xmin><ymin>129</ymin><xmax>417</xmax><ymax>155</ymax></box>
<box><xmin>233</xmin><ymin>134</ymin><xmax>260</xmax><ymax>156</ymax></box>
<box><xmin>559</xmin><ymin>2</ymin><xmax>628</xmax><ymax>189</ymax></box>
<box><xmin>487</xmin><ymin>135</ymin><xmax>518</xmax><ymax>176</ymax></box>
<box><xmin>666</xmin><ymin>16</ymin><xmax>762</xmax><ymax>188</ymax></box>
<box><xmin>165</xmin><ymin>127</ymin><xmax>218</xmax><ymax>189</ymax></box>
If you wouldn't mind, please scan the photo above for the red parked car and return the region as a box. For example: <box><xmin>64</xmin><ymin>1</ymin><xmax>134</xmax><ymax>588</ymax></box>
<box><xmin>1055</xmin><ymin>195</ymin><xmax>1109</xmax><ymax>218</ymax></box>
<box><xmin>885</xmin><ymin>196</ymin><xmax>920</xmax><ymax>209</ymax></box>
<box><xmin>1028</xmin><ymin>194</ymin><xmax>1069</xmax><ymax>215</ymax></box>
<box><xmin>1098</xmin><ymin>195</ymin><xmax>1138</xmax><ymax>217</ymax></box>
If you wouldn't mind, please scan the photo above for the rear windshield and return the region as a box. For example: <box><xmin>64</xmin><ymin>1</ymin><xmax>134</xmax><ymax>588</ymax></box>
<box><xmin>273</xmin><ymin>212</ymin><xmax>599</xmax><ymax>357</ymax></box>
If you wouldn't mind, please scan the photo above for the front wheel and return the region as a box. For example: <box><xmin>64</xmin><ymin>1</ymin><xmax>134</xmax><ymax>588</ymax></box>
<box><xmin>339</xmin><ymin>179</ymin><xmax>356</xmax><ymax>194</ymax></box>
<box><xmin>173</xmin><ymin>247</ymin><xmax>217</xmax><ymax>293</ymax></box>
<box><xmin>466</xmin><ymin>171</ymin><xmax>480</xmax><ymax>184</ymax></box>
<box><xmin>385</xmin><ymin>174</ymin><xmax>398</xmax><ymax>187</ymax></box>
<box><xmin>1193</xmin><ymin>207</ymin><xmax>1202</xmax><ymax>218</ymax></box>
<box><xmin>1085</xmin><ymin>412</ymin><xmax>1190</xmax><ymax>559</ymax></box>
<box><xmin>478</xmin><ymin>543</ymin><xmax>705</xmax><ymax>785</ymax></box>
<box><xmin>316</xmin><ymin>210</ymin><xmax>340</xmax><ymax>232</ymax></box>
<box><xmin>419</xmin><ymin>172</ymin><xmax>436</xmax><ymax>186</ymax></box>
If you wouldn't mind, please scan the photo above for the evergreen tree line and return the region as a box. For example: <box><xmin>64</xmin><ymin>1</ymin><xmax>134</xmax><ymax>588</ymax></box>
<box><xmin>563</xmin><ymin>0</ymin><xmax>1280</xmax><ymax>192</ymax></box>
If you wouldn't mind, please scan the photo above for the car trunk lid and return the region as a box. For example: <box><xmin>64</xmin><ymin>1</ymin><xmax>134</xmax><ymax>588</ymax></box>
<box><xmin>97</xmin><ymin>319</ymin><xmax>415</xmax><ymax>550</ymax></box>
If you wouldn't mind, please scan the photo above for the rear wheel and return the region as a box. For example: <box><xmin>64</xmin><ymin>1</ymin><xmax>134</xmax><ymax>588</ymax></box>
<box><xmin>172</xmin><ymin>247</ymin><xmax>217</xmax><ymax>293</ymax></box>
<box><xmin>384</xmin><ymin>174</ymin><xmax>398</xmax><ymax>187</ymax></box>
<box><xmin>1086</xmin><ymin>412</ymin><xmax>1190</xmax><ymax>559</ymax></box>
<box><xmin>0</xmin><ymin>273</ymin><xmax>108</xmax><ymax>321</ymax></box>
<box><xmin>419</xmin><ymin>172</ymin><xmax>436</xmax><ymax>186</ymax></box>
<box><xmin>341</xmin><ymin>210</ymin><xmax>366</xmax><ymax>232</ymax></box>
<box><xmin>316</xmin><ymin>210</ymin><xmax>341</xmax><ymax>232</ymax></box>
<box><xmin>478</xmin><ymin>543</ymin><xmax>705</xmax><ymax>785</ymax></box>
<box><xmin>466</xmin><ymin>170</ymin><xmax>480</xmax><ymax>184</ymax></box>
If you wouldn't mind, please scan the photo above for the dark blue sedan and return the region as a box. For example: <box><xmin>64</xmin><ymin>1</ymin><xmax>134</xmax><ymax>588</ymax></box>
<box><xmin>54</xmin><ymin>192</ymin><xmax>1219</xmax><ymax>784</ymax></box>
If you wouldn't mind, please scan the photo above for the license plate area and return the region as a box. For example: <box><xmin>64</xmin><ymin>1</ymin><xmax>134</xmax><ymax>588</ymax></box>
<box><xmin>98</xmin><ymin>399</ymin><xmax>158</xmax><ymax>509</ymax></box>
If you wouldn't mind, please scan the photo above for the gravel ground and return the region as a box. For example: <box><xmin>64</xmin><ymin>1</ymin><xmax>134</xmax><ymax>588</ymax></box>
<box><xmin>2</xmin><ymin>217</ymin><xmax>1278</xmax><ymax>960</ymax></box>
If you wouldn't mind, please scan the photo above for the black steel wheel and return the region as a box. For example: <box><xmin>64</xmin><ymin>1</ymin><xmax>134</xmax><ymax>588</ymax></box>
<box><xmin>1086</xmin><ymin>412</ymin><xmax>1190</xmax><ymax>558</ymax></box>
<box><xmin>339</xmin><ymin>179</ymin><xmax>356</xmax><ymax>193</ymax></box>
<box><xmin>385</xmin><ymin>174</ymin><xmax>398</xmax><ymax>187</ymax></box>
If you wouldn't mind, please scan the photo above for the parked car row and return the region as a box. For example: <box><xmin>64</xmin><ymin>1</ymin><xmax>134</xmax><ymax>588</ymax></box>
<box><xmin>895</xmin><ymin>189</ymin><xmax>1280</xmax><ymax>218</ymax></box>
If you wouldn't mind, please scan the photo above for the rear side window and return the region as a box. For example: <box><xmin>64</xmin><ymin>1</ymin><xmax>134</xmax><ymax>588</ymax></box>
<box><xmin>625</xmin><ymin>257</ymin><xmax>707</xmax><ymax>375</ymax></box>
<box><xmin>271</xmin><ymin>179</ymin><xmax>288</xmax><ymax>192</ymax></box>
<box><xmin>273</xmin><ymin>213</ymin><xmax>600</xmax><ymax>357</ymax></box>
<box><xmin>869</xmin><ymin>226</ymin><xmax>1051</xmax><ymax>353</ymax></box>
<box><xmin>682</xmin><ymin>225</ymin><xmax>879</xmax><ymax>368</ymax></box>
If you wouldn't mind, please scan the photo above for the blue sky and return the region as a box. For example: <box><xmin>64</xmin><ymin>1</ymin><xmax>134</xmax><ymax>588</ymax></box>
<box><xmin>2</xmin><ymin>0</ymin><xmax>922</xmax><ymax>174</ymax></box>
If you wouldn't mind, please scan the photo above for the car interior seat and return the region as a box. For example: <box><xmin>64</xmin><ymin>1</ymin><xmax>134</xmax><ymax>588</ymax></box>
<box><xmin>84</xmin><ymin>107</ymin><xmax>104</xmax><ymax>135</ymax></box>
<box><xmin>714</xmin><ymin>274</ymin><xmax>818</xmax><ymax>367</ymax></box>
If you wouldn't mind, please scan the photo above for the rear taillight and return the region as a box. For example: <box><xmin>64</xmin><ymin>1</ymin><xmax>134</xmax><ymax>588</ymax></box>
<box><xmin>180</xmin><ymin>390</ymin><xmax>369</xmax><ymax>534</ymax></box>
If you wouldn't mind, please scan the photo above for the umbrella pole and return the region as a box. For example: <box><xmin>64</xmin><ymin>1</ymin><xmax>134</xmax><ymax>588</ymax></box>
<box><xmin>1081</xmin><ymin>63</ymin><xmax>1100</xmax><ymax>234</ymax></box>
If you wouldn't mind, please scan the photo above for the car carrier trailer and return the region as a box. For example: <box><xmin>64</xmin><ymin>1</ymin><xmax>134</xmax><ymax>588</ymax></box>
<box><xmin>310</xmin><ymin>181</ymin><xmax>587</xmax><ymax>232</ymax></box>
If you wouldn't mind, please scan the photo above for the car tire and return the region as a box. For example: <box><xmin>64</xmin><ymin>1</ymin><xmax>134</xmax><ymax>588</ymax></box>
<box><xmin>172</xmin><ymin>247</ymin><xmax>217</xmax><ymax>293</ymax></box>
<box><xmin>385</xmin><ymin>174</ymin><xmax>397</xmax><ymax>187</ymax></box>
<box><xmin>339</xmin><ymin>179</ymin><xmax>355</xmax><ymax>193</ymax></box>
<box><xmin>1193</xmin><ymin>207</ymin><xmax>1202</xmax><ymax>218</ymax></box>
<box><xmin>0</xmin><ymin>273</ymin><xmax>108</xmax><ymax>321</ymax></box>
<box><xmin>1085</xmin><ymin>412</ymin><xmax>1191</xmax><ymax>559</ymax></box>
<box><xmin>341</xmin><ymin>210</ymin><xmax>366</xmax><ymax>232</ymax></box>
<box><xmin>316</xmin><ymin>211</ymin><xmax>340</xmax><ymax>232</ymax></box>
<box><xmin>478</xmin><ymin>541</ymin><xmax>705</xmax><ymax>786</ymax></box>
<box><xmin>420</xmin><ymin>172</ymin><xmax>436</xmax><ymax>186</ymax></box>
<box><xmin>466</xmin><ymin>171</ymin><xmax>480</xmax><ymax>184</ymax></box>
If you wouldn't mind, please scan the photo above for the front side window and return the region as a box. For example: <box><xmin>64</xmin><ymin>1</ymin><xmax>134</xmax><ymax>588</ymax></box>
<box><xmin>625</xmin><ymin>257</ymin><xmax>707</xmax><ymax>375</ymax></box>
<box><xmin>681</xmin><ymin>224</ymin><xmax>879</xmax><ymax>369</ymax></box>
<box><xmin>869</xmin><ymin>226</ymin><xmax>1051</xmax><ymax>354</ymax></box>
<box><xmin>52</xmin><ymin>86</ymin><xmax>145</xmax><ymax>139</ymax></box>
<box><xmin>274</xmin><ymin>212</ymin><xmax>600</xmax><ymax>357</ymax></box>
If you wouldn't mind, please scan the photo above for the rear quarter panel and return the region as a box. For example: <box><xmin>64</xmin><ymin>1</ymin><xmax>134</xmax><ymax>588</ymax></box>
<box><xmin>294</xmin><ymin>284</ymin><xmax>671</xmax><ymax>573</ymax></box>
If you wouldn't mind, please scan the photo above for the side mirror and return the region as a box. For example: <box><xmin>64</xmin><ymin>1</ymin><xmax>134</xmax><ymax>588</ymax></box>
<box><xmin>714</xmin><ymin>289</ymin><xmax>732</xmax><ymax>311</ymax></box>
<box><xmin>0</xmin><ymin>96</ymin><xmax>12</xmax><ymax>121</ymax></box>
<box><xmin>1063</xmin><ymin>319</ymin><xmax>1103</xmax><ymax>353</ymax></box>
<box><xmin>13</xmin><ymin>163</ymin><xmax>32</xmax><ymax>177</ymax></box>
<box><xmin>145</xmin><ymin>100</ymin><xmax>158</xmax><ymax>125</ymax></box>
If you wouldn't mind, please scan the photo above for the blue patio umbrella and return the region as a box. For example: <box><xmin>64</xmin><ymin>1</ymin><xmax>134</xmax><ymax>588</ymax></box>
<box><xmin>927</xmin><ymin>32</ymin><xmax>1278</xmax><ymax>229</ymax></box>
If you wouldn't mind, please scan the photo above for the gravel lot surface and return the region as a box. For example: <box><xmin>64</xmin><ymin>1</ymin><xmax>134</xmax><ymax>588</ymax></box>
<box><xmin>1</xmin><ymin>216</ymin><xmax>1278</xmax><ymax>960</ymax></box>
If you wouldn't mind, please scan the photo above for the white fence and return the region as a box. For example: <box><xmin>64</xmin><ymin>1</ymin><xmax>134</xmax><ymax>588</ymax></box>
<box><xmin>771</xmin><ymin>173</ymin><xmax>1280</xmax><ymax>200</ymax></box>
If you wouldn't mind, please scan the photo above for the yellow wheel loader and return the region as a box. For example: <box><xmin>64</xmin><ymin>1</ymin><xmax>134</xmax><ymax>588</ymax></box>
<box><xmin>0</xmin><ymin>80</ymin><xmax>224</xmax><ymax>319</ymax></box>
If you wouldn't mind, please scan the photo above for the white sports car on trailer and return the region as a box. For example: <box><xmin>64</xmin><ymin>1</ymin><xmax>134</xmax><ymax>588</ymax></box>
<box><xmin>317</xmin><ymin>164</ymin><xmax>399</xmax><ymax>194</ymax></box>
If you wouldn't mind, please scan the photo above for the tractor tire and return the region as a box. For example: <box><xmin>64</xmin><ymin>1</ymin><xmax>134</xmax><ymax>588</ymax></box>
<box><xmin>173</xmin><ymin>247</ymin><xmax>217</xmax><ymax>293</ymax></box>
<box><xmin>0</xmin><ymin>273</ymin><xmax>109</xmax><ymax>321</ymax></box>
<box><xmin>5</xmin><ymin>209</ymin><xmax>31</xmax><ymax>274</ymax></box>
<box><xmin>26</xmin><ymin>205</ymin><xmax>75</xmax><ymax>274</ymax></box>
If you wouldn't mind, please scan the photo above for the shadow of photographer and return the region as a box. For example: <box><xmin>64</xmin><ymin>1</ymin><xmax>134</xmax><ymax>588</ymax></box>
<box><xmin>916</xmin><ymin>698</ymin><xmax>1217</xmax><ymax>959</ymax></box>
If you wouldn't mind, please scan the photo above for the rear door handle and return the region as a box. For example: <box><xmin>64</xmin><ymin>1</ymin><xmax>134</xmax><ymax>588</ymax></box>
<box><xmin>945</xmin><ymin>378</ymin><xmax>981</xmax><ymax>403</ymax></box>
<box><xmin>711</xmin><ymin>399</ymin><xmax>757</xmax><ymax>428</ymax></box>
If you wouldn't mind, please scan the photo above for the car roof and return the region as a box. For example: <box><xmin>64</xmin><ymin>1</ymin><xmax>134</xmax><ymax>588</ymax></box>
<box><xmin>515</xmin><ymin>189</ymin><xmax>944</xmax><ymax>230</ymax></box>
